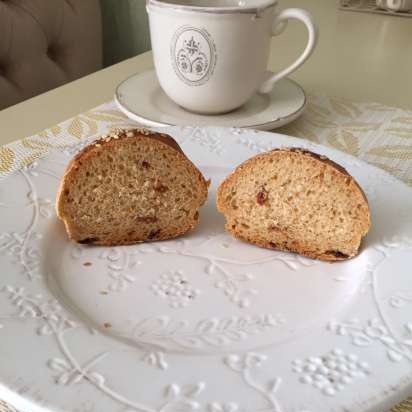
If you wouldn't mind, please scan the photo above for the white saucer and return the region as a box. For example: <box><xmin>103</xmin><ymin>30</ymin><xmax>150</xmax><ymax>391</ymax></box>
<box><xmin>115</xmin><ymin>70</ymin><xmax>306</xmax><ymax>131</ymax></box>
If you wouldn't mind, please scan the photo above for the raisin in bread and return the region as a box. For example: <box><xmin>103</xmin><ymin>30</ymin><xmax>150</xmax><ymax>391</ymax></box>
<box><xmin>216</xmin><ymin>148</ymin><xmax>370</xmax><ymax>261</ymax></box>
<box><xmin>56</xmin><ymin>129</ymin><xmax>209</xmax><ymax>245</ymax></box>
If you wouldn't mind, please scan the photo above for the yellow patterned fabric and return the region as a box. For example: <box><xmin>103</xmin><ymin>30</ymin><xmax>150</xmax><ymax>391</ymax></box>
<box><xmin>0</xmin><ymin>105</ymin><xmax>136</xmax><ymax>179</ymax></box>
<box><xmin>278</xmin><ymin>95</ymin><xmax>412</xmax><ymax>186</ymax></box>
<box><xmin>0</xmin><ymin>97</ymin><xmax>411</xmax><ymax>186</ymax></box>
<box><xmin>0</xmin><ymin>98</ymin><xmax>411</xmax><ymax>412</ymax></box>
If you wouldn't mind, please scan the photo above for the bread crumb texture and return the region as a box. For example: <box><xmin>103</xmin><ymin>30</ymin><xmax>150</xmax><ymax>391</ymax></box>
<box><xmin>56</xmin><ymin>129</ymin><xmax>208</xmax><ymax>245</ymax></box>
<box><xmin>217</xmin><ymin>148</ymin><xmax>371</xmax><ymax>261</ymax></box>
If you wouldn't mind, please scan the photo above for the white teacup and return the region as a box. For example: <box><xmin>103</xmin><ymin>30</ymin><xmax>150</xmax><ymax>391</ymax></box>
<box><xmin>146</xmin><ymin>0</ymin><xmax>317</xmax><ymax>114</ymax></box>
<box><xmin>382</xmin><ymin>0</ymin><xmax>412</xmax><ymax>11</ymax></box>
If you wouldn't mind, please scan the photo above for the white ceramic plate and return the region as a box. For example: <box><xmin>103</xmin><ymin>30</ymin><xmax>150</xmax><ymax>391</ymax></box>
<box><xmin>1</xmin><ymin>127</ymin><xmax>412</xmax><ymax>412</ymax></box>
<box><xmin>115</xmin><ymin>70</ymin><xmax>306</xmax><ymax>131</ymax></box>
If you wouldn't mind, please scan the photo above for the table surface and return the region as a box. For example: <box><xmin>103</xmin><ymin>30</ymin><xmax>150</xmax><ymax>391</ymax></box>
<box><xmin>1</xmin><ymin>0</ymin><xmax>412</xmax><ymax>146</ymax></box>
<box><xmin>1</xmin><ymin>2</ymin><xmax>412</xmax><ymax>412</ymax></box>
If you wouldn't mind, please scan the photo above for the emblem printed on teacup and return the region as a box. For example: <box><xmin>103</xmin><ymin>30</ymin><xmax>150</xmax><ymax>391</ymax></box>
<box><xmin>171</xmin><ymin>26</ymin><xmax>217</xmax><ymax>87</ymax></box>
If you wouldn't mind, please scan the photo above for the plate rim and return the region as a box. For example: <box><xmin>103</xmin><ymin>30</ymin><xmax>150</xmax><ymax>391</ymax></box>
<box><xmin>1</xmin><ymin>126</ymin><xmax>412</xmax><ymax>412</ymax></box>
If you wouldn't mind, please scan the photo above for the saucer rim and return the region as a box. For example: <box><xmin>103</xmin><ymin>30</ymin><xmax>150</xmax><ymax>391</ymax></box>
<box><xmin>114</xmin><ymin>69</ymin><xmax>307</xmax><ymax>131</ymax></box>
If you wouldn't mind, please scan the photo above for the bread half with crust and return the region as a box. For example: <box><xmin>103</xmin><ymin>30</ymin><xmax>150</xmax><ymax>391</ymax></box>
<box><xmin>216</xmin><ymin>148</ymin><xmax>371</xmax><ymax>261</ymax></box>
<box><xmin>56</xmin><ymin>128</ymin><xmax>209</xmax><ymax>245</ymax></box>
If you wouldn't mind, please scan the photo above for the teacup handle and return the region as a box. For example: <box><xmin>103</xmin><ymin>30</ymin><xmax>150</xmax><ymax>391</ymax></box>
<box><xmin>259</xmin><ymin>8</ymin><xmax>318</xmax><ymax>94</ymax></box>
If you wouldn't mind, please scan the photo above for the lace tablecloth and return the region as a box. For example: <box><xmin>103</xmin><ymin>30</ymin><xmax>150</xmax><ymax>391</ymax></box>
<box><xmin>0</xmin><ymin>97</ymin><xmax>411</xmax><ymax>412</ymax></box>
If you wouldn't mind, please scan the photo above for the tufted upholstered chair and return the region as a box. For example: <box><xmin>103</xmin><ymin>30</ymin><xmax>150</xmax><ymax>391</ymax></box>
<box><xmin>0</xmin><ymin>0</ymin><xmax>102</xmax><ymax>110</ymax></box>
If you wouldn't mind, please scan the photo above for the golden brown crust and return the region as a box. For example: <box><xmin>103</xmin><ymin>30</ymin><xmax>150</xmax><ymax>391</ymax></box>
<box><xmin>56</xmin><ymin>129</ymin><xmax>209</xmax><ymax>245</ymax></box>
<box><xmin>228</xmin><ymin>229</ymin><xmax>356</xmax><ymax>262</ymax></box>
<box><xmin>217</xmin><ymin>148</ymin><xmax>370</xmax><ymax>226</ymax></box>
<box><xmin>57</xmin><ymin>128</ymin><xmax>200</xmax><ymax>218</ymax></box>
<box><xmin>217</xmin><ymin>148</ymin><xmax>371</xmax><ymax>262</ymax></box>
<box><xmin>283</xmin><ymin>148</ymin><xmax>369</xmax><ymax>206</ymax></box>
<box><xmin>73</xmin><ymin>128</ymin><xmax>185</xmax><ymax>162</ymax></box>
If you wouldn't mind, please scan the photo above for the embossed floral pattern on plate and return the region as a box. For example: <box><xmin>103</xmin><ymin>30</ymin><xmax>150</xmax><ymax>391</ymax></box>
<box><xmin>1</xmin><ymin>126</ymin><xmax>412</xmax><ymax>412</ymax></box>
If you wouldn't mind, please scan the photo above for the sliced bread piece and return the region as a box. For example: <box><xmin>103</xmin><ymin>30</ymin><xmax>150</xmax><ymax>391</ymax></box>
<box><xmin>56</xmin><ymin>128</ymin><xmax>209</xmax><ymax>245</ymax></box>
<box><xmin>216</xmin><ymin>148</ymin><xmax>371</xmax><ymax>261</ymax></box>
